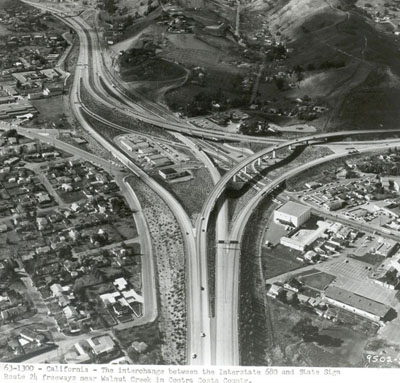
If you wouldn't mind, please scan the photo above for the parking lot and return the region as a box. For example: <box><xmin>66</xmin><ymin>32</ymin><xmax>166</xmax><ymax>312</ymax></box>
<box><xmin>318</xmin><ymin>258</ymin><xmax>398</xmax><ymax>307</ymax></box>
<box><xmin>263</xmin><ymin>210</ymin><xmax>287</xmax><ymax>246</ymax></box>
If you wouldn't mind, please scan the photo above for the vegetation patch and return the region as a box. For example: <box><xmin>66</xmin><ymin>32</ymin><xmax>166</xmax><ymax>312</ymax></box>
<box><xmin>119</xmin><ymin>48</ymin><xmax>186</xmax><ymax>82</ymax></box>
<box><xmin>113</xmin><ymin>321</ymin><xmax>163</xmax><ymax>365</ymax></box>
<box><xmin>127</xmin><ymin>175</ymin><xmax>186</xmax><ymax>364</ymax></box>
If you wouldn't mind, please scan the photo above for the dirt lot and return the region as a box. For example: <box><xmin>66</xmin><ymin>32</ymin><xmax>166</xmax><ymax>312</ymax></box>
<box><xmin>296</xmin><ymin>270</ymin><xmax>336</xmax><ymax>291</ymax></box>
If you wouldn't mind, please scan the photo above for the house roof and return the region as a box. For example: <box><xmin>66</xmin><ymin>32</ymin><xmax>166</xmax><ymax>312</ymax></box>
<box><xmin>325</xmin><ymin>286</ymin><xmax>391</xmax><ymax>318</ymax></box>
<box><xmin>113</xmin><ymin>277</ymin><xmax>128</xmax><ymax>291</ymax></box>
<box><xmin>268</xmin><ymin>284</ymin><xmax>282</xmax><ymax>295</ymax></box>
<box><xmin>88</xmin><ymin>335</ymin><xmax>115</xmax><ymax>355</ymax></box>
<box><xmin>63</xmin><ymin>305</ymin><xmax>78</xmax><ymax>319</ymax></box>
<box><xmin>50</xmin><ymin>283</ymin><xmax>63</xmax><ymax>295</ymax></box>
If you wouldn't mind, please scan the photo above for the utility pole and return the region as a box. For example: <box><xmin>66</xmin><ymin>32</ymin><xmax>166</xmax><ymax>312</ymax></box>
<box><xmin>109</xmin><ymin>150</ymin><xmax>112</xmax><ymax>175</ymax></box>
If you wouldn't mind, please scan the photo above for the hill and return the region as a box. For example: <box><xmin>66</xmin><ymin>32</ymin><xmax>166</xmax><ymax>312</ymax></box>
<box><xmin>242</xmin><ymin>0</ymin><xmax>400</xmax><ymax>131</ymax></box>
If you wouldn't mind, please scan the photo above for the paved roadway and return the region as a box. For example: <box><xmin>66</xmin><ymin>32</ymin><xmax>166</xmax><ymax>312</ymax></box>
<box><xmin>21</xmin><ymin>2</ymin><xmax>213</xmax><ymax>361</ymax></box>
<box><xmin>235</xmin><ymin>0</ymin><xmax>240</xmax><ymax>37</ymax></box>
<box><xmin>197</xmin><ymin>130</ymin><xmax>400</xmax><ymax>251</ymax></box>
<box><xmin>65</xmin><ymin>22</ymin><xmax>210</xmax><ymax>362</ymax></box>
<box><xmin>194</xmin><ymin>133</ymin><xmax>400</xmax><ymax>362</ymax></box>
<box><xmin>115</xmin><ymin>134</ymin><xmax>212</xmax><ymax>365</ymax></box>
<box><xmin>0</xmin><ymin>122</ymin><xmax>158</xmax><ymax>359</ymax></box>
<box><xmin>172</xmin><ymin>133</ymin><xmax>222</xmax><ymax>363</ymax></box>
<box><xmin>178</xmin><ymin>137</ymin><xmax>236</xmax><ymax>365</ymax></box>
<box><xmin>216</xmin><ymin>141</ymin><xmax>400</xmax><ymax>365</ymax></box>
<box><xmin>70</xmin><ymin>55</ymin><xmax>209</xmax><ymax>364</ymax></box>
<box><xmin>20</xmin><ymin>0</ymin><xmax>400</xmax><ymax>366</ymax></box>
<box><xmin>23</xmin><ymin>0</ymin><xmax>287</xmax><ymax>144</ymax></box>
<box><xmin>55</xmin><ymin>32</ymin><xmax>74</xmax><ymax>86</ymax></box>
<box><xmin>10</xmin><ymin>126</ymin><xmax>159</xmax><ymax>327</ymax></box>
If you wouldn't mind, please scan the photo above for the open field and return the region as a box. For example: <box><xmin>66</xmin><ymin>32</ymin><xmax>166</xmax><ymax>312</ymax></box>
<box><xmin>160</xmin><ymin>33</ymin><xmax>239</xmax><ymax>70</ymax></box>
<box><xmin>30</xmin><ymin>96</ymin><xmax>67</xmax><ymax>128</ymax></box>
<box><xmin>262</xmin><ymin>245</ymin><xmax>304</xmax><ymax>280</ymax></box>
<box><xmin>266</xmin><ymin>299</ymin><xmax>369</xmax><ymax>367</ymax></box>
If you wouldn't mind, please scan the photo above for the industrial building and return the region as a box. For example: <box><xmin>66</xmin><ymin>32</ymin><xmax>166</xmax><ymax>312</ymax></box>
<box><xmin>0</xmin><ymin>101</ymin><xmax>37</xmax><ymax>119</ymax></box>
<box><xmin>323</xmin><ymin>286</ymin><xmax>392</xmax><ymax>323</ymax></box>
<box><xmin>274</xmin><ymin>201</ymin><xmax>311</xmax><ymax>228</ymax></box>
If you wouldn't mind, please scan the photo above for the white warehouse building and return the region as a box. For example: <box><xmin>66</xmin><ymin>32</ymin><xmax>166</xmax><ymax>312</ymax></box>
<box><xmin>274</xmin><ymin>201</ymin><xmax>311</xmax><ymax>228</ymax></box>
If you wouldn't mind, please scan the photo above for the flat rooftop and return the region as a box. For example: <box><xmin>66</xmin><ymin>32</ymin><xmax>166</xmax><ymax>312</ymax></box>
<box><xmin>276</xmin><ymin>201</ymin><xmax>311</xmax><ymax>218</ymax></box>
<box><xmin>325</xmin><ymin>286</ymin><xmax>391</xmax><ymax>318</ymax></box>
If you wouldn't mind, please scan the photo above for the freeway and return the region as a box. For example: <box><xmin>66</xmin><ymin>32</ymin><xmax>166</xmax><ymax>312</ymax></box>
<box><xmin>23</xmin><ymin>0</ymin><xmax>287</xmax><ymax>144</ymax></box>
<box><xmin>195</xmin><ymin>132</ymin><xmax>400</xmax><ymax>332</ymax></box>
<box><xmin>70</xmin><ymin>57</ymin><xmax>210</xmax><ymax>365</ymax></box>
<box><xmin>172</xmin><ymin>133</ymin><xmax>222</xmax><ymax>362</ymax></box>
<box><xmin>198</xmin><ymin>129</ymin><xmax>400</xmax><ymax>237</ymax></box>
<box><xmin>14</xmin><ymin>0</ymin><xmax>211</xmax><ymax>360</ymax></box>
<box><xmin>114</xmin><ymin>134</ymin><xmax>212</xmax><ymax>365</ymax></box>
<box><xmin>43</xmin><ymin>8</ymin><xmax>212</xmax><ymax>361</ymax></box>
<box><xmin>219</xmin><ymin>141</ymin><xmax>400</xmax><ymax>365</ymax></box>
<box><xmin>176</xmin><ymin>135</ymin><xmax>232</xmax><ymax>364</ymax></box>
<box><xmin>20</xmin><ymin>0</ymin><xmax>400</xmax><ymax>367</ymax></box>
<box><xmin>178</xmin><ymin>138</ymin><xmax>235</xmax><ymax>365</ymax></box>
<box><xmin>68</xmin><ymin>22</ymin><xmax>211</xmax><ymax>362</ymax></box>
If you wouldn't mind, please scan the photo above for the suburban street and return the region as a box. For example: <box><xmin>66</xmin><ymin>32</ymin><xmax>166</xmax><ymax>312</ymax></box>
<box><xmin>14</xmin><ymin>0</ymin><xmax>400</xmax><ymax>368</ymax></box>
<box><xmin>0</xmin><ymin>121</ymin><xmax>158</xmax><ymax>360</ymax></box>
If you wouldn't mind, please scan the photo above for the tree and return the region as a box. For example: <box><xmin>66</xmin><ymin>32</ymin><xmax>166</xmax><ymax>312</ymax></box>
<box><xmin>4</xmin><ymin>128</ymin><xmax>17</xmax><ymax>138</ymax></box>
<box><xmin>274</xmin><ymin>76</ymin><xmax>285</xmax><ymax>90</ymax></box>
<box><xmin>307</xmin><ymin>63</ymin><xmax>315</xmax><ymax>71</ymax></box>
<box><xmin>277</xmin><ymin>289</ymin><xmax>287</xmax><ymax>302</ymax></box>
<box><xmin>126</xmin><ymin>15</ymin><xmax>134</xmax><ymax>26</ymax></box>
<box><xmin>291</xmin><ymin>318</ymin><xmax>319</xmax><ymax>342</ymax></box>
<box><xmin>104</xmin><ymin>0</ymin><xmax>117</xmax><ymax>14</ymax></box>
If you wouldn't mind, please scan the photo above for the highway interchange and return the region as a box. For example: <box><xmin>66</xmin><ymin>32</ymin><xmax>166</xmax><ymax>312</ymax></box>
<box><xmin>20</xmin><ymin>0</ymin><xmax>400</xmax><ymax>366</ymax></box>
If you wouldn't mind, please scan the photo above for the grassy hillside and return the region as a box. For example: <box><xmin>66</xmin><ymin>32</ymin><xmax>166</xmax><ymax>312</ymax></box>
<box><xmin>243</xmin><ymin>0</ymin><xmax>400</xmax><ymax>131</ymax></box>
<box><xmin>0</xmin><ymin>0</ymin><xmax>26</xmax><ymax>9</ymax></box>
<box><xmin>248</xmin><ymin>0</ymin><xmax>343</xmax><ymax>40</ymax></box>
